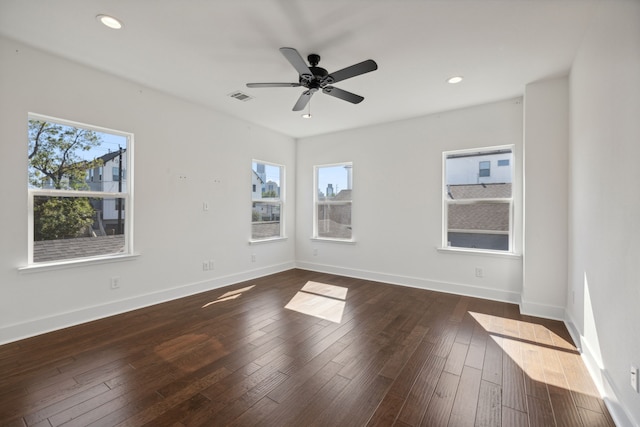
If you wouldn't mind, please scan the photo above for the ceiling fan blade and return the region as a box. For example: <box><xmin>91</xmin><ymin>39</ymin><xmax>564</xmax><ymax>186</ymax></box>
<box><xmin>323</xmin><ymin>59</ymin><xmax>378</xmax><ymax>85</ymax></box>
<box><xmin>292</xmin><ymin>89</ymin><xmax>316</xmax><ymax>111</ymax></box>
<box><xmin>322</xmin><ymin>86</ymin><xmax>364</xmax><ymax>104</ymax></box>
<box><xmin>246</xmin><ymin>83</ymin><xmax>301</xmax><ymax>88</ymax></box>
<box><xmin>280</xmin><ymin>47</ymin><xmax>313</xmax><ymax>80</ymax></box>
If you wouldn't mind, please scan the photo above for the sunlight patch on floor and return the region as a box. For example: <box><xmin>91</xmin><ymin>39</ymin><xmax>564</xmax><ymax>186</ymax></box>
<box><xmin>202</xmin><ymin>285</ymin><xmax>255</xmax><ymax>308</ymax></box>
<box><xmin>202</xmin><ymin>294</ymin><xmax>241</xmax><ymax>307</ymax></box>
<box><xmin>285</xmin><ymin>281</ymin><xmax>348</xmax><ymax>323</ymax></box>
<box><xmin>301</xmin><ymin>281</ymin><xmax>348</xmax><ymax>299</ymax></box>
<box><xmin>469</xmin><ymin>311</ymin><xmax>588</xmax><ymax>393</ymax></box>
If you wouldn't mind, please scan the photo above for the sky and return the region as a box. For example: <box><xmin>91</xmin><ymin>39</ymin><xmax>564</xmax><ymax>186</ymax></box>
<box><xmin>317</xmin><ymin>164</ymin><xmax>349</xmax><ymax>195</ymax></box>
<box><xmin>85</xmin><ymin>132</ymin><xmax>128</xmax><ymax>161</ymax></box>
<box><xmin>252</xmin><ymin>161</ymin><xmax>281</xmax><ymax>186</ymax></box>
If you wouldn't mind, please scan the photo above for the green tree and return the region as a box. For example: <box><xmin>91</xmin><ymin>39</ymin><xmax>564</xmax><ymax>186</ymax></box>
<box><xmin>28</xmin><ymin>120</ymin><xmax>103</xmax><ymax>189</ymax></box>
<box><xmin>33</xmin><ymin>196</ymin><xmax>95</xmax><ymax>241</ymax></box>
<box><xmin>28</xmin><ymin>120</ymin><xmax>103</xmax><ymax>240</ymax></box>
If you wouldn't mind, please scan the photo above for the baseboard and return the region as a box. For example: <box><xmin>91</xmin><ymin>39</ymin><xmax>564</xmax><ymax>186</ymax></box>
<box><xmin>0</xmin><ymin>261</ymin><xmax>295</xmax><ymax>345</ymax></box>
<box><xmin>519</xmin><ymin>298</ymin><xmax>566</xmax><ymax>321</ymax></box>
<box><xmin>564</xmin><ymin>311</ymin><xmax>637</xmax><ymax>427</ymax></box>
<box><xmin>295</xmin><ymin>261</ymin><xmax>521</xmax><ymax>304</ymax></box>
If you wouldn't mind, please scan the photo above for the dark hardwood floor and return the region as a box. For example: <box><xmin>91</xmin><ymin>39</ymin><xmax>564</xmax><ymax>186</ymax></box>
<box><xmin>0</xmin><ymin>269</ymin><xmax>615</xmax><ymax>426</ymax></box>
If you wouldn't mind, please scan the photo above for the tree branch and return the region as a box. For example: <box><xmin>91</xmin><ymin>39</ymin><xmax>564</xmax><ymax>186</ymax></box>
<box><xmin>28</xmin><ymin>121</ymin><xmax>47</xmax><ymax>160</ymax></box>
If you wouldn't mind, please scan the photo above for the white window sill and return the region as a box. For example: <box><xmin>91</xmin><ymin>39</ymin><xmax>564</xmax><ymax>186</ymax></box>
<box><xmin>310</xmin><ymin>237</ymin><xmax>356</xmax><ymax>244</ymax></box>
<box><xmin>18</xmin><ymin>253</ymin><xmax>140</xmax><ymax>273</ymax></box>
<box><xmin>436</xmin><ymin>247</ymin><xmax>521</xmax><ymax>259</ymax></box>
<box><xmin>249</xmin><ymin>236</ymin><xmax>288</xmax><ymax>245</ymax></box>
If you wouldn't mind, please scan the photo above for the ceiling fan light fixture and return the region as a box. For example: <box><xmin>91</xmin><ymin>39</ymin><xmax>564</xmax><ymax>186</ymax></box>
<box><xmin>447</xmin><ymin>76</ymin><xmax>464</xmax><ymax>84</ymax></box>
<box><xmin>97</xmin><ymin>14</ymin><xmax>123</xmax><ymax>30</ymax></box>
<box><xmin>302</xmin><ymin>102</ymin><xmax>312</xmax><ymax>118</ymax></box>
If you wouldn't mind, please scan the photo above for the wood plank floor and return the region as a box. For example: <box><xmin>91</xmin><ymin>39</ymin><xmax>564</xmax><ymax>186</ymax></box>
<box><xmin>0</xmin><ymin>269</ymin><xmax>616</xmax><ymax>426</ymax></box>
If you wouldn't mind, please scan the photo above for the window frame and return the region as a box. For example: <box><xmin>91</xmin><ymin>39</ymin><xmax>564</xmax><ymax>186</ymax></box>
<box><xmin>250</xmin><ymin>159</ymin><xmax>285</xmax><ymax>243</ymax></box>
<box><xmin>442</xmin><ymin>145</ymin><xmax>514</xmax><ymax>254</ymax></box>
<box><xmin>313</xmin><ymin>162</ymin><xmax>354</xmax><ymax>242</ymax></box>
<box><xmin>26</xmin><ymin>113</ymin><xmax>134</xmax><ymax>267</ymax></box>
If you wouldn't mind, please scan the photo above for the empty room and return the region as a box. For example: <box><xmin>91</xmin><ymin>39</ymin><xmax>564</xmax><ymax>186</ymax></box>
<box><xmin>0</xmin><ymin>1</ymin><xmax>639</xmax><ymax>426</ymax></box>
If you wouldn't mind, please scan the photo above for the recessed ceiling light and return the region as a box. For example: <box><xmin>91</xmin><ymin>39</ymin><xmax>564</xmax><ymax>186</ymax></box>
<box><xmin>96</xmin><ymin>14</ymin><xmax>123</xmax><ymax>30</ymax></box>
<box><xmin>447</xmin><ymin>76</ymin><xmax>464</xmax><ymax>84</ymax></box>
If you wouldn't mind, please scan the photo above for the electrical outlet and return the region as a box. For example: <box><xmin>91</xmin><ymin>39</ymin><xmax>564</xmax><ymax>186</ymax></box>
<box><xmin>251</xmin><ymin>254</ymin><xmax>256</xmax><ymax>263</ymax></box>
<box><xmin>203</xmin><ymin>261</ymin><xmax>209</xmax><ymax>271</ymax></box>
<box><xmin>631</xmin><ymin>366</ymin><xmax>639</xmax><ymax>392</ymax></box>
<box><xmin>475</xmin><ymin>267</ymin><xmax>484</xmax><ymax>278</ymax></box>
<box><xmin>203</xmin><ymin>201</ymin><xmax>209</xmax><ymax>211</ymax></box>
<box><xmin>208</xmin><ymin>260</ymin><xmax>215</xmax><ymax>270</ymax></box>
<box><xmin>110</xmin><ymin>276</ymin><xmax>120</xmax><ymax>289</ymax></box>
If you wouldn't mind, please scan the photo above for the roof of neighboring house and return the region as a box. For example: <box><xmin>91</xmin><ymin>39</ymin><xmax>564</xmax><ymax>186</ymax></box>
<box><xmin>448</xmin><ymin>203</ymin><xmax>510</xmax><ymax>231</ymax></box>
<box><xmin>448</xmin><ymin>183</ymin><xmax>511</xmax><ymax>199</ymax></box>
<box><xmin>252</xmin><ymin>170</ymin><xmax>264</xmax><ymax>184</ymax></box>
<box><xmin>251</xmin><ymin>222</ymin><xmax>280</xmax><ymax>239</ymax></box>
<box><xmin>447</xmin><ymin>183</ymin><xmax>511</xmax><ymax>232</ymax></box>
<box><xmin>317</xmin><ymin>189</ymin><xmax>352</xmax><ymax>202</ymax></box>
<box><xmin>33</xmin><ymin>235</ymin><xmax>125</xmax><ymax>263</ymax></box>
<box><xmin>334</xmin><ymin>189</ymin><xmax>352</xmax><ymax>200</ymax></box>
<box><xmin>96</xmin><ymin>149</ymin><xmax>126</xmax><ymax>164</ymax></box>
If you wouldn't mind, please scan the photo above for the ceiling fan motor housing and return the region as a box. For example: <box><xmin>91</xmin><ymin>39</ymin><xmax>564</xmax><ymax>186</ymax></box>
<box><xmin>300</xmin><ymin>54</ymin><xmax>330</xmax><ymax>88</ymax></box>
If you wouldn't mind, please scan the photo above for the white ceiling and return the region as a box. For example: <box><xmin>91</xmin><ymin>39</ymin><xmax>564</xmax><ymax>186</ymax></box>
<box><xmin>0</xmin><ymin>0</ymin><xmax>599</xmax><ymax>138</ymax></box>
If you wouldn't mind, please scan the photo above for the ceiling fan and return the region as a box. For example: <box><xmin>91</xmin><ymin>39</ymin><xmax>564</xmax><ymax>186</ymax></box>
<box><xmin>246</xmin><ymin>47</ymin><xmax>378</xmax><ymax>111</ymax></box>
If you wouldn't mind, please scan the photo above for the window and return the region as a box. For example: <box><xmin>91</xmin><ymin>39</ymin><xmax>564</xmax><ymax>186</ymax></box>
<box><xmin>112</xmin><ymin>166</ymin><xmax>125</xmax><ymax>182</ymax></box>
<box><xmin>27</xmin><ymin>114</ymin><xmax>133</xmax><ymax>265</ymax></box>
<box><xmin>498</xmin><ymin>159</ymin><xmax>510</xmax><ymax>167</ymax></box>
<box><xmin>251</xmin><ymin>160</ymin><xmax>284</xmax><ymax>241</ymax></box>
<box><xmin>314</xmin><ymin>163</ymin><xmax>353</xmax><ymax>240</ymax></box>
<box><xmin>479</xmin><ymin>161</ymin><xmax>491</xmax><ymax>177</ymax></box>
<box><xmin>444</xmin><ymin>147</ymin><xmax>513</xmax><ymax>252</ymax></box>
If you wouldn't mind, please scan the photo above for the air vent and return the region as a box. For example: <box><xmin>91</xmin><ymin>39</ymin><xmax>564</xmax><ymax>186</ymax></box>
<box><xmin>228</xmin><ymin>91</ymin><xmax>254</xmax><ymax>102</ymax></box>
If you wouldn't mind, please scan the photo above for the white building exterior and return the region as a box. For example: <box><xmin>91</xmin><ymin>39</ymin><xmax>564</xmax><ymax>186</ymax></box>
<box><xmin>87</xmin><ymin>149</ymin><xmax>126</xmax><ymax>224</ymax></box>
<box><xmin>446</xmin><ymin>150</ymin><xmax>512</xmax><ymax>185</ymax></box>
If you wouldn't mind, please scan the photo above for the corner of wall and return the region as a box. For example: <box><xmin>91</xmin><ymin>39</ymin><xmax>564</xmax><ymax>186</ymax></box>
<box><xmin>519</xmin><ymin>298</ymin><xmax>566</xmax><ymax>321</ymax></box>
<box><xmin>564</xmin><ymin>309</ymin><xmax>637</xmax><ymax>427</ymax></box>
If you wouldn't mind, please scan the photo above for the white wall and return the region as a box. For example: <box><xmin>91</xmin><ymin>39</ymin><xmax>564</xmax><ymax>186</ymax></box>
<box><xmin>296</xmin><ymin>99</ymin><xmax>524</xmax><ymax>303</ymax></box>
<box><xmin>522</xmin><ymin>77</ymin><xmax>569</xmax><ymax>319</ymax></box>
<box><xmin>0</xmin><ymin>37</ymin><xmax>296</xmax><ymax>344</ymax></box>
<box><xmin>567</xmin><ymin>1</ymin><xmax>640</xmax><ymax>425</ymax></box>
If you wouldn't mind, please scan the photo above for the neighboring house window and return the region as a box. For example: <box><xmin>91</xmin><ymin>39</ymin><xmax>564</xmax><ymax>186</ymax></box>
<box><xmin>443</xmin><ymin>147</ymin><xmax>513</xmax><ymax>252</ymax></box>
<box><xmin>314</xmin><ymin>163</ymin><xmax>353</xmax><ymax>240</ymax></box>
<box><xmin>112</xmin><ymin>166</ymin><xmax>125</xmax><ymax>182</ymax></box>
<box><xmin>251</xmin><ymin>160</ymin><xmax>284</xmax><ymax>240</ymax></box>
<box><xmin>27</xmin><ymin>114</ymin><xmax>133</xmax><ymax>264</ymax></box>
<box><xmin>498</xmin><ymin>159</ymin><xmax>510</xmax><ymax>167</ymax></box>
<box><xmin>479</xmin><ymin>161</ymin><xmax>491</xmax><ymax>177</ymax></box>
